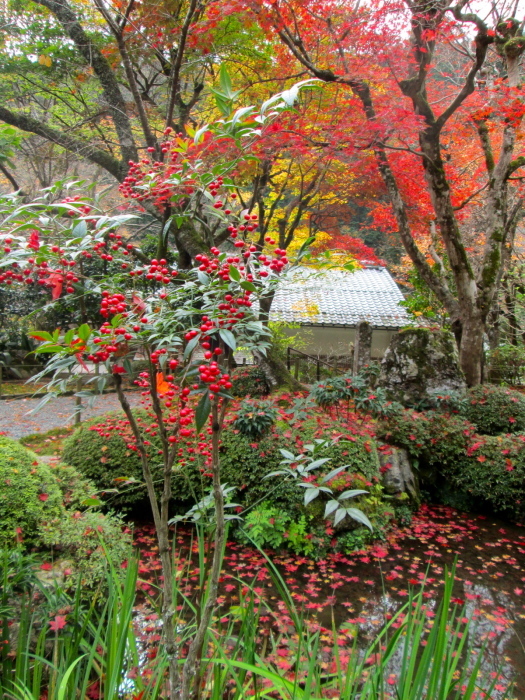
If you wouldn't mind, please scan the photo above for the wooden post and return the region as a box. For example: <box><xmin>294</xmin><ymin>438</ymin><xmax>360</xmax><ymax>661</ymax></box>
<box><xmin>352</xmin><ymin>321</ymin><xmax>373</xmax><ymax>375</ymax></box>
<box><xmin>75</xmin><ymin>376</ymin><xmax>82</xmax><ymax>425</ymax></box>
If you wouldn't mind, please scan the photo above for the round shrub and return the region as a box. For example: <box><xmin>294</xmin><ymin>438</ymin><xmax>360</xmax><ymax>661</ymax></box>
<box><xmin>48</xmin><ymin>463</ymin><xmax>99</xmax><ymax>509</ymax></box>
<box><xmin>219</xmin><ymin>431</ymin><xmax>301</xmax><ymax>510</ymax></box>
<box><xmin>61</xmin><ymin>411</ymin><xmax>203</xmax><ymax>510</ymax></box>
<box><xmin>219</xmin><ymin>430</ymin><xmax>381</xmax><ymax>513</ymax></box>
<box><xmin>377</xmin><ymin>409</ymin><xmax>473</xmax><ymax>467</ymax></box>
<box><xmin>442</xmin><ymin>433</ymin><xmax>525</xmax><ymax>521</ymax></box>
<box><xmin>320</xmin><ymin>437</ymin><xmax>381</xmax><ymax>481</ymax></box>
<box><xmin>461</xmin><ymin>385</ymin><xmax>525</xmax><ymax>435</ymax></box>
<box><xmin>0</xmin><ymin>437</ymin><xmax>63</xmax><ymax>547</ymax></box>
<box><xmin>38</xmin><ymin>510</ymin><xmax>132</xmax><ymax>588</ymax></box>
<box><xmin>230</xmin><ymin>366</ymin><xmax>270</xmax><ymax>397</ymax></box>
<box><xmin>232</xmin><ymin>400</ymin><xmax>277</xmax><ymax>439</ymax></box>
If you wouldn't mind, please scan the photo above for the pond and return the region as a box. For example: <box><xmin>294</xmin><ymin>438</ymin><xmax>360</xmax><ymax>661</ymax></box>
<box><xmin>133</xmin><ymin>504</ymin><xmax>525</xmax><ymax>698</ymax></box>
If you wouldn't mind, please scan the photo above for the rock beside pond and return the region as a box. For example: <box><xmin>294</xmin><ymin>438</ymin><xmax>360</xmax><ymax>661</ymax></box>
<box><xmin>379</xmin><ymin>328</ymin><xmax>466</xmax><ymax>407</ymax></box>
<box><xmin>380</xmin><ymin>446</ymin><xmax>420</xmax><ymax>504</ymax></box>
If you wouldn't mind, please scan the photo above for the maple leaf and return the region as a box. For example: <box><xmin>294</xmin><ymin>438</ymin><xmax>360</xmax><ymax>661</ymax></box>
<box><xmin>38</xmin><ymin>493</ymin><xmax>49</xmax><ymax>502</ymax></box>
<box><xmin>40</xmin><ymin>562</ymin><xmax>53</xmax><ymax>571</ymax></box>
<box><xmin>49</xmin><ymin>615</ymin><xmax>67</xmax><ymax>631</ymax></box>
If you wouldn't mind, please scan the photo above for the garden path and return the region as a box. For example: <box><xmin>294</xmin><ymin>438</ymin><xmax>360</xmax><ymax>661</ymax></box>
<box><xmin>0</xmin><ymin>392</ymin><xmax>144</xmax><ymax>439</ymax></box>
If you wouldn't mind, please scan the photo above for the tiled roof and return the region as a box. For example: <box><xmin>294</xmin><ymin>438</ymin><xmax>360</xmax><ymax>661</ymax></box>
<box><xmin>268</xmin><ymin>267</ymin><xmax>410</xmax><ymax>328</ymax></box>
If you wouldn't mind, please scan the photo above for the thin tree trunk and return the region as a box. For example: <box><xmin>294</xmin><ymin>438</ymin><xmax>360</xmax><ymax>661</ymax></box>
<box><xmin>180</xmin><ymin>399</ymin><xmax>227</xmax><ymax>700</ymax></box>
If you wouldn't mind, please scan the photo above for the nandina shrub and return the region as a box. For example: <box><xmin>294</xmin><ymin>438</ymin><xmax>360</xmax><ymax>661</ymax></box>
<box><xmin>230</xmin><ymin>366</ymin><xmax>270</xmax><ymax>397</ymax></box>
<box><xmin>232</xmin><ymin>399</ymin><xmax>277</xmax><ymax>439</ymax></box>
<box><xmin>459</xmin><ymin>384</ymin><xmax>525</xmax><ymax>435</ymax></box>
<box><xmin>0</xmin><ymin>436</ymin><xmax>63</xmax><ymax>547</ymax></box>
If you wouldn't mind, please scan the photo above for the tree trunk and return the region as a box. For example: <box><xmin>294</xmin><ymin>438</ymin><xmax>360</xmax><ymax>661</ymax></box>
<box><xmin>459</xmin><ymin>314</ymin><xmax>485</xmax><ymax>386</ymax></box>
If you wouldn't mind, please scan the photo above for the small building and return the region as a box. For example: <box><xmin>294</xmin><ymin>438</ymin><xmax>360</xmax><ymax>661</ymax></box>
<box><xmin>269</xmin><ymin>266</ymin><xmax>410</xmax><ymax>361</ymax></box>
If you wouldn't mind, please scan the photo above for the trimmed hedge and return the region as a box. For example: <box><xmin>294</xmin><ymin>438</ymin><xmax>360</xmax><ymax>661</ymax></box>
<box><xmin>61</xmin><ymin>412</ymin><xmax>205</xmax><ymax>510</ymax></box>
<box><xmin>378</xmin><ymin>408</ymin><xmax>525</xmax><ymax>521</ymax></box>
<box><xmin>219</xmin><ymin>428</ymin><xmax>381</xmax><ymax>519</ymax></box>
<box><xmin>460</xmin><ymin>385</ymin><xmax>525</xmax><ymax>435</ymax></box>
<box><xmin>0</xmin><ymin>437</ymin><xmax>63</xmax><ymax>547</ymax></box>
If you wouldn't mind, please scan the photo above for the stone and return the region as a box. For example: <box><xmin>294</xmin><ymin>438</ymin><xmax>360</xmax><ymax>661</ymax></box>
<box><xmin>380</xmin><ymin>446</ymin><xmax>420</xmax><ymax>504</ymax></box>
<box><xmin>378</xmin><ymin>328</ymin><xmax>466</xmax><ymax>406</ymax></box>
<box><xmin>352</xmin><ymin>320</ymin><xmax>373</xmax><ymax>375</ymax></box>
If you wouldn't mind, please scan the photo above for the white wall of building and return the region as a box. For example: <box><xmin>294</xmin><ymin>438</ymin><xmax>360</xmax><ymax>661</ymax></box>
<box><xmin>281</xmin><ymin>325</ymin><xmax>397</xmax><ymax>359</ymax></box>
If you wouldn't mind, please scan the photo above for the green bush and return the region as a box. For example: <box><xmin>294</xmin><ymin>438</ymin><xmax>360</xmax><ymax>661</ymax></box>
<box><xmin>230</xmin><ymin>366</ymin><xmax>270</xmax><ymax>397</ymax></box>
<box><xmin>442</xmin><ymin>433</ymin><xmax>525</xmax><ymax>521</ymax></box>
<box><xmin>219</xmin><ymin>430</ymin><xmax>301</xmax><ymax>510</ymax></box>
<box><xmin>220</xmin><ymin>427</ymin><xmax>382</xmax><ymax>514</ymax></box>
<box><xmin>460</xmin><ymin>384</ymin><xmax>525</xmax><ymax>435</ymax></box>
<box><xmin>61</xmin><ymin>412</ymin><xmax>205</xmax><ymax>511</ymax></box>
<box><xmin>48</xmin><ymin>463</ymin><xmax>98</xmax><ymax>509</ymax></box>
<box><xmin>0</xmin><ymin>437</ymin><xmax>63</xmax><ymax>547</ymax></box>
<box><xmin>319</xmin><ymin>437</ymin><xmax>381</xmax><ymax>481</ymax></box>
<box><xmin>62</xmin><ymin>421</ymin><xmax>155</xmax><ymax>509</ymax></box>
<box><xmin>378</xmin><ymin>408</ymin><xmax>525</xmax><ymax>520</ymax></box>
<box><xmin>377</xmin><ymin>409</ymin><xmax>473</xmax><ymax>467</ymax></box>
<box><xmin>232</xmin><ymin>399</ymin><xmax>277</xmax><ymax>439</ymax></box>
<box><xmin>38</xmin><ymin>509</ymin><xmax>132</xmax><ymax>589</ymax></box>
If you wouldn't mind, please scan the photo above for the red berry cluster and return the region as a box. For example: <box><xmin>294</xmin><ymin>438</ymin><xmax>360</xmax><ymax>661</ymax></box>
<box><xmin>92</xmin><ymin>232</ymin><xmax>133</xmax><ymax>266</ymax></box>
<box><xmin>196</xmin><ymin>360</ymin><xmax>232</xmax><ymax>395</ymax></box>
<box><xmin>128</xmin><ymin>258</ymin><xmax>179</xmax><ymax>282</ymax></box>
<box><xmin>62</xmin><ymin>195</ymin><xmax>92</xmax><ymax>218</ymax></box>
<box><xmin>99</xmin><ymin>290</ymin><xmax>129</xmax><ymax>318</ymax></box>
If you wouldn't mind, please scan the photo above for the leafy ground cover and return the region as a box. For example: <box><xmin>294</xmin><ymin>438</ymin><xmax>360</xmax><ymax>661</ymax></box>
<box><xmin>0</xmin><ymin>381</ymin><xmax>47</xmax><ymax>396</ymax></box>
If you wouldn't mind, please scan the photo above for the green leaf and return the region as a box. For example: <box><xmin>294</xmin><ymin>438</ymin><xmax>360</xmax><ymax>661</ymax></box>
<box><xmin>197</xmin><ymin>270</ymin><xmax>209</xmax><ymax>286</ymax></box>
<box><xmin>76</xmin><ymin>324</ymin><xmax>91</xmax><ymax>342</ymax></box>
<box><xmin>345</xmin><ymin>507</ymin><xmax>374</xmax><ymax>531</ymax></box>
<box><xmin>279</xmin><ymin>448</ymin><xmax>296</xmax><ymax>461</ymax></box>
<box><xmin>57</xmin><ymin>655</ymin><xmax>87</xmax><ymax>700</ymax></box>
<box><xmin>229</xmin><ymin>264</ymin><xmax>241</xmax><ymax>282</ymax></box>
<box><xmin>304</xmin><ymin>487</ymin><xmax>319</xmax><ymax>506</ymax></box>
<box><xmin>219</xmin><ymin>328</ymin><xmax>236</xmax><ymax>351</ymax></box>
<box><xmin>72</xmin><ymin>220</ymin><xmax>87</xmax><ymax>237</ymax></box>
<box><xmin>64</xmin><ymin>329</ymin><xmax>75</xmax><ymax>345</ymax></box>
<box><xmin>240</xmin><ymin>280</ymin><xmax>257</xmax><ymax>292</ymax></box>
<box><xmin>82</xmin><ymin>497</ymin><xmax>103</xmax><ymax>507</ymax></box>
<box><xmin>321</xmin><ymin>466</ymin><xmax>348</xmax><ymax>483</ymax></box>
<box><xmin>333</xmin><ymin>508</ymin><xmax>346</xmax><ymax>526</ymax></box>
<box><xmin>219</xmin><ymin>63</ymin><xmax>233</xmax><ymax>96</ymax></box>
<box><xmin>195</xmin><ymin>391</ymin><xmax>211</xmax><ymax>433</ymax></box>
<box><xmin>33</xmin><ymin>344</ymin><xmax>66</xmax><ymax>353</ymax></box>
<box><xmin>194</xmin><ymin>123</ymin><xmax>209</xmax><ymax>144</ymax></box>
<box><xmin>184</xmin><ymin>335</ymin><xmax>199</xmax><ymax>360</ymax></box>
<box><xmin>324</xmin><ymin>500</ymin><xmax>339</xmax><ymax>518</ymax></box>
<box><xmin>305</xmin><ymin>457</ymin><xmax>331</xmax><ymax>471</ymax></box>
<box><xmin>338</xmin><ymin>489</ymin><xmax>369</xmax><ymax>500</ymax></box>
